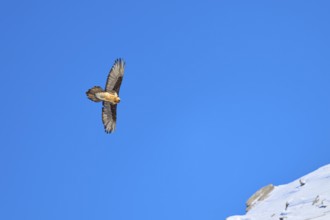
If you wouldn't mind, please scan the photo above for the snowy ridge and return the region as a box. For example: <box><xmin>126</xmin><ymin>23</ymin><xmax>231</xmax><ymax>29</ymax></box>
<box><xmin>227</xmin><ymin>164</ymin><xmax>330</xmax><ymax>220</ymax></box>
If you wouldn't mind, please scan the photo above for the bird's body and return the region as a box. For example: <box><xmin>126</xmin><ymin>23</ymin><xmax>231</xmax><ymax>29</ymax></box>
<box><xmin>86</xmin><ymin>59</ymin><xmax>125</xmax><ymax>133</ymax></box>
<box><xmin>95</xmin><ymin>91</ymin><xmax>120</xmax><ymax>104</ymax></box>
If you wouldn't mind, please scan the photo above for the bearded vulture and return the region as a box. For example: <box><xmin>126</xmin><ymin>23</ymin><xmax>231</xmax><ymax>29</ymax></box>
<box><xmin>86</xmin><ymin>59</ymin><xmax>125</xmax><ymax>133</ymax></box>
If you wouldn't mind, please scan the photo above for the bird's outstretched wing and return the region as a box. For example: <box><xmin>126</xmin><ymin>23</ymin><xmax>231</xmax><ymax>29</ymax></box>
<box><xmin>105</xmin><ymin>59</ymin><xmax>125</xmax><ymax>94</ymax></box>
<box><xmin>102</xmin><ymin>102</ymin><xmax>117</xmax><ymax>133</ymax></box>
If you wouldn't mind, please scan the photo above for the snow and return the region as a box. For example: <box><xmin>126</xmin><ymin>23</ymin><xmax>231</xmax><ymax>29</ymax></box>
<box><xmin>227</xmin><ymin>164</ymin><xmax>330</xmax><ymax>220</ymax></box>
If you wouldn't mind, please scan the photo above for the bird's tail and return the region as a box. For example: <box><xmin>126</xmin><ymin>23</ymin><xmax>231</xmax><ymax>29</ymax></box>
<box><xmin>86</xmin><ymin>86</ymin><xmax>104</xmax><ymax>102</ymax></box>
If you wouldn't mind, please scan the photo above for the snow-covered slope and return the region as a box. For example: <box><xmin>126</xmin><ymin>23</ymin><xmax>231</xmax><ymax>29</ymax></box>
<box><xmin>227</xmin><ymin>164</ymin><xmax>330</xmax><ymax>220</ymax></box>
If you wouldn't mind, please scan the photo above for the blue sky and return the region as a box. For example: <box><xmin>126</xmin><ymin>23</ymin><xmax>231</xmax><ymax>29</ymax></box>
<box><xmin>1</xmin><ymin>1</ymin><xmax>330</xmax><ymax>219</ymax></box>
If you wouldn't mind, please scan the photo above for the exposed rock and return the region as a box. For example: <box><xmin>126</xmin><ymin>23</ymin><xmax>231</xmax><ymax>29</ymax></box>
<box><xmin>227</xmin><ymin>164</ymin><xmax>330</xmax><ymax>220</ymax></box>
<box><xmin>299</xmin><ymin>179</ymin><xmax>306</xmax><ymax>186</ymax></box>
<box><xmin>246</xmin><ymin>184</ymin><xmax>274</xmax><ymax>212</ymax></box>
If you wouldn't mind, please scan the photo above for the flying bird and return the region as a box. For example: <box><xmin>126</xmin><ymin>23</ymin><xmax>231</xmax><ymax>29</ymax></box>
<box><xmin>86</xmin><ymin>59</ymin><xmax>125</xmax><ymax>133</ymax></box>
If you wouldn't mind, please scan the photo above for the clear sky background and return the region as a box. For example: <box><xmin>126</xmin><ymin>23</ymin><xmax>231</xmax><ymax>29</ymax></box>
<box><xmin>1</xmin><ymin>1</ymin><xmax>330</xmax><ymax>219</ymax></box>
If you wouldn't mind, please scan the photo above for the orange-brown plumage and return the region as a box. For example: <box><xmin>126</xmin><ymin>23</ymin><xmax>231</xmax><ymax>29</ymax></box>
<box><xmin>86</xmin><ymin>59</ymin><xmax>125</xmax><ymax>133</ymax></box>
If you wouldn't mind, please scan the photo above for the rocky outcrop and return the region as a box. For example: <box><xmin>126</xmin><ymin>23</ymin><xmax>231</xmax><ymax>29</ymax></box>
<box><xmin>227</xmin><ymin>164</ymin><xmax>330</xmax><ymax>220</ymax></box>
<box><xmin>246</xmin><ymin>184</ymin><xmax>274</xmax><ymax>212</ymax></box>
